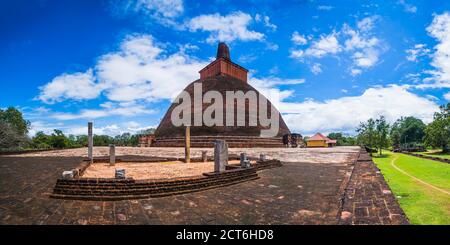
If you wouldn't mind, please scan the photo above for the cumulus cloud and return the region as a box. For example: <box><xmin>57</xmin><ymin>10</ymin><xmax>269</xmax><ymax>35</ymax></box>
<box><xmin>406</xmin><ymin>44</ymin><xmax>431</xmax><ymax>62</ymax></box>
<box><xmin>115</xmin><ymin>0</ymin><xmax>184</xmax><ymax>27</ymax></box>
<box><xmin>310</xmin><ymin>63</ymin><xmax>322</xmax><ymax>74</ymax></box>
<box><xmin>291</xmin><ymin>32</ymin><xmax>341</xmax><ymax>58</ymax></box>
<box><xmin>444</xmin><ymin>92</ymin><xmax>450</xmax><ymax>101</ymax></box>
<box><xmin>419</xmin><ymin>12</ymin><xmax>450</xmax><ymax>89</ymax></box>
<box><xmin>278</xmin><ymin>85</ymin><xmax>439</xmax><ymax>134</ymax></box>
<box><xmin>290</xmin><ymin>16</ymin><xmax>384</xmax><ymax>75</ymax></box>
<box><xmin>187</xmin><ymin>11</ymin><xmax>265</xmax><ymax>43</ymax></box>
<box><xmin>291</xmin><ymin>31</ymin><xmax>308</xmax><ymax>45</ymax></box>
<box><xmin>37</xmin><ymin>69</ymin><xmax>101</xmax><ymax>104</ymax></box>
<box><xmin>255</xmin><ymin>14</ymin><xmax>277</xmax><ymax>31</ymax></box>
<box><xmin>51</xmin><ymin>103</ymin><xmax>157</xmax><ymax>120</ymax></box>
<box><xmin>398</xmin><ymin>0</ymin><xmax>417</xmax><ymax>13</ymax></box>
<box><xmin>39</xmin><ymin>35</ymin><xmax>208</xmax><ymax>104</ymax></box>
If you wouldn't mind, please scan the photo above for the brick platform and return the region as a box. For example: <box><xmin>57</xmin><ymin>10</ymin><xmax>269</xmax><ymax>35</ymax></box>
<box><xmin>338</xmin><ymin>150</ymin><xmax>409</xmax><ymax>225</ymax></box>
<box><xmin>0</xmin><ymin>147</ymin><xmax>408</xmax><ymax>225</ymax></box>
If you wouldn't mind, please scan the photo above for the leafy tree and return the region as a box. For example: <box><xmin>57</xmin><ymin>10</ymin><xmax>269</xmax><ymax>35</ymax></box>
<box><xmin>32</xmin><ymin>131</ymin><xmax>51</xmax><ymax>149</ymax></box>
<box><xmin>93</xmin><ymin>135</ymin><xmax>113</xmax><ymax>146</ymax></box>
<box><xmin>375</xmin><ymin>116</ymin><xmax>390</xmax><ymax>155</ymax></box>
<box><xmin>425</xmin><ymin>103</ymin><xmax>450</xmax><ymax>153</ymax></box>
<box><xmin>0</xmin><ymin>121</ymin><xmax>29</xmax><ymax>149</ymax></box>
<box><xmin>50</xmin><ymin>129</ymin><xmax>69</xmax><ymax>149</ymax></box>
<box><xmin>327</xmin><ymin>132</ymin><xmax>357</xmax><ymax>146</ymax></box>
<box><xmin>0</xmin><ymin>107</ymin><xmax>30</xmax><ymax>135</ymax></box>
<box><xmin>357</xmin><ymin>116</ymin><xmax>390</xmax><ymax>156</ymax></box>
<box><xmin>390</xmin><ymin>116</ymin><xmax>425</xmax><ymax>149</ymax></box>
<box><xmin>357</xmin><ymin>118</ymin><xmax>377</xmax><ymax>155</ymax></box>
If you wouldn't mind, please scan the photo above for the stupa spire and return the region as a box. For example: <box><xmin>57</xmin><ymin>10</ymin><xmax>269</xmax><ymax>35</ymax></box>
<box><xmin>216</xmin><ymin>42</ymin><xmax>230</xmax><ymax>60</ymax></box>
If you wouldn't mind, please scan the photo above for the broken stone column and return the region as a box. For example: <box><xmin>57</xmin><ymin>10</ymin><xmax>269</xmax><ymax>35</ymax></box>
<box><xmin>202</xmin><ymin>150</ymin><xmax>208</xmax><ymax>162</ymax></box>
<box><xmin>109</xmin><ymin>144</ymin><xmax>115</xmax><ymax>166</ymax></box>
<box><xmin>240</xmin><ymin>152</ymin><xmax>251</xmax><ymax>168</ymax></box>
<box><xmin>115</xmin><ymin>169</ymin><xmax>125</xmax><ymax>179</ymax></box>
<box><xmin>214</xmin><ymin>140</ymin><xmax>228</xmax><ymax>173</ymax></box>
<box><xmin>88</xmin><ymin>122</ymin><xmax>93</xmax><ymax>163</ymax></box>
<box><xmin>259</xmin><ymin>154</ymin><xmax>266</xmax><ymax>161</ymax></box>
<box><xmin>185</xmin><ymin>126</ymin><xmax>190</xmax><ymax>163</ymax></box>
<box><xmin>62</xmin><ymin>170</ymin><xmax>74</xmax><ymax>179</ymax></box>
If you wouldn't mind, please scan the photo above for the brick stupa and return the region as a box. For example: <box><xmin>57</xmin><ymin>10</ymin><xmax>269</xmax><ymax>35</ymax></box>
<box><xmin>153</xmin><ymin>42</ymin><xmax>290</xmax><ymax>147</ymax></box>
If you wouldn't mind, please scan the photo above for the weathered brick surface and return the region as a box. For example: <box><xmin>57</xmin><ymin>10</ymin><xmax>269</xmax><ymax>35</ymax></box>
<box><xmin>0</xmin><ymin>147</ymin><xmax>407</xmax><ymax>225</ymax></box>
<box><xmin>338</xmin><ymin>151</ymin><xmax>409</xmax><ymax>225</ymax></box>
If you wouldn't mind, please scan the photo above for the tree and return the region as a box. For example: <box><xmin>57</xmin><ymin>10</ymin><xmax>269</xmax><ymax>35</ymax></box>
<box><xmin>425</xmin><ymin>103</ymin><xmax>450</xmax><ymax>153</ymax></box>
<box><xmin>32</xmin><ymin>131</ymin><xmax>51</xmax><ymax>149</ymax></box>
<box><xmin>0</xmin><ymin>107</ymin><xmax>30</xmax><ymax>135</ymax></box>
<box><xmin>375</xmin><ymin>116</ymin><xmax>389</xmax><ymax>155</ymax></box>
<box><xmin>327</xmin><ymin>132</ymin><xmax>357</xmax><ymax>146</ymax></box>
<box><xmin>357</xmin><ymin>116</ymin><xmax>390</xmax><ymax>156</ymax></box>
<box><xmin>357</xmin><ymin>118</ymin><xmax>377</xmax><ymax>155</ymax></box>
<box><xmin>50</xmin><ymin>130</ymin><xmax>69</xmax><ymax>149</ymax></box>
<box><xmin>390</xmin><ymin>116</ymin><xmax>425</xmax><ymax>150</ymax></box>
<box><xmin>0</xmin><ymin>121</ymin><xmax>29</xmax><ymax>149</ymax></box>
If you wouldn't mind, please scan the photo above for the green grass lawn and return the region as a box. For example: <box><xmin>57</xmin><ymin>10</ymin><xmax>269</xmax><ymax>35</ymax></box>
<box><xmin>417</xmin><ymin>150</ymin><xmax>450</xmax><ymax>160</ymax></box>
<box><xmin>372</xmin><ymin>151</ymin><xmax>450</xmax><ymax>225</ymax></box>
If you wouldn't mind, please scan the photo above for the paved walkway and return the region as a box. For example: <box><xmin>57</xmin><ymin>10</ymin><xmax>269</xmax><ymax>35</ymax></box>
<box><xmin>0</xmin><ymin>147</ymin><xmax>407</xmax><ymax>225</ymax></box>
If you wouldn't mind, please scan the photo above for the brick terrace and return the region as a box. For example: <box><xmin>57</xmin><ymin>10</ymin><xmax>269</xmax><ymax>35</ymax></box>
<box><xmin>0</xmin><ymin>146</ymin><xmax>408</xmax><ymax>224</ymax></box>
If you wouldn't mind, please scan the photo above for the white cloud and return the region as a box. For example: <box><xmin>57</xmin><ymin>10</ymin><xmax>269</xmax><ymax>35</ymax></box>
<box><xmin>37</xmin><ymin>69</ymin><xmax>101</xmax><ymax>104</ymax></box>
<box><xmin>444</xmin><ymin>92</ymin><xmax>450</xmax><ymax>101</ymax></box>
<box><xmin>290</xmin><ymin>16</ymin><xmax>384</xmax><ymax>75</ymax></box>
<box><xmin>118</xmin><ymin>0</ymin><xmax>184</xmax><ymax>26</ymax></box>
<box><xmin>64</xmin><ymin>122</ymin><xmax>156</xmax><ymax>136</ymax></box>
<box><xmin>357</xmin><ymin>16</ymin><xmax>379</xmax><ymax>32</ymax></box>
<box><xmin>39</xmin><ymin>34</ymin><xmax>208</xmax><ymax>105</ymax></box>
<box><xmin>278</xmin><ymin>85</ymin><xmax>439</xmax><ymax>134</ymax></box>
<box><xmin>341</xmin><ymin>89</ymin><xmax>348</xmax><ymax>93</ymax></box>
<box><xmin>398</xmin><ymin>0</ymin><xmax>417</xmax><ymax>13</ymax></box>
<box><xmin>420</xmin><ymin>12</ymin><xmax>450</xmax><ymax>89</ymax></box>
<box><xmin>255</xmin><ymin>14</ymin><xmax>277</xmax><ymax>31</ymax></box>
<box><xmin>291</xmin><ymin>31</ymin><xmax>307</xmax><ymax>45</ymax></box>
<box><xmin>350</xmin><ymin>68</ymin><xmax>362</xmax><ymax>76</ymax></box>
<box><xmin>317</xmin><ymin>5</ymin><xmax>333</xmax><ymax>11</ymax></box>
<box><xmin>406</xmin><ymin>44</ymin><xmax>430</xmax><ymax>62</ymax></box>
<box><xmin>187</xmin><ymin>11</ymin><xmax>264</xmax><ymax>43</ymax></box>
<box><xmin>310</xmin><ymin>63</ymin><xmax>322</xmax><ymax>74</ymax></box>
<box><xmin>248</xmin><ymin>76</ymin><xmax>305</xmax><ymax>104</ymax></box>
<box><xmin>51</xmin><ymin>103</ymin><xmax>157</xmax><ymax>120</ymax></box>
<box><xmin>292</xmin><ymin>32</ymin><xmax>341</xmax><ymax>58</ymax></box>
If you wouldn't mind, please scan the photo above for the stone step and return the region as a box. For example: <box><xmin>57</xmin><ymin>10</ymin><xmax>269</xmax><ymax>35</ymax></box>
<box><xmin>54</xmin><ymin>170</ymin><xmax>257</xmax><ymax>191</ymax></box>
<box><xmin>50</xmin><ymin>175</ymin><xmax>260</xmax><ymax>201</ymax></box>
<box><xmin>53</xmin><ymin>173</ymin><xmax>258</xmax><ymax>196</ymax></box>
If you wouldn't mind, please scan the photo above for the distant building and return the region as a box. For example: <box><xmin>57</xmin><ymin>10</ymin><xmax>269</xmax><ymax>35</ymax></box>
<box><xmin>306</xmin><ymin>133</ymin><xmax>337</xmax><ymax>148</ymax></box>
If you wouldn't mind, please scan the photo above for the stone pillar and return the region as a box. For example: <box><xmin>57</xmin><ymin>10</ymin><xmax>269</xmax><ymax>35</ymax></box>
<box><xmin>214</xmin><ymin>140</ymin><xmax>228</xmax><ymax>172</ymax></box>
<box><xmin>259</xmin><ymin>154</ymin><xmax>266</xmax><ymax>161</ymax></box>
<box><xmin>109</xmin><ymin>144</ymin><xmax>116</xmax><ymax>166</ymax></box>
<box><xmin>202</xmin><ymin>150</ymin><xmax>208</xmax><ymax>162</ymax></box>
<box><xmin>185</xmin><ymin>126</ymin><xmax>190</xmax><ymax>163</ymax></box>
<box><xmin>240</xmin><ymin>152</ymin><xmax>250</xmax><ymax>168</ymax></box>
<box><xmin>88</xmin><ymin>122</ymin><xmax>93</xmax><ymax>163</ymax></box>
<box><xmin>115</xmin><ymin>169</ymin><xmax>125</xmax><ymax>179</ymax></box>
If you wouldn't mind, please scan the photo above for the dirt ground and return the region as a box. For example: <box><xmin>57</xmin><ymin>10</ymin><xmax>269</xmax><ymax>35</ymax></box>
<box><xmin>0</xmin><ymin>146</ymin><xmax>407</xmax><ymax>225</ymax></box>
<box><xmin>7</xmin><ymin>146</ymin><xmax>359</xmax><ymax>163</ymax></box>
<box><xmin>82</xmin><ymin>160</ymin><xmax>244</xmax><ymax>179</ymax></box>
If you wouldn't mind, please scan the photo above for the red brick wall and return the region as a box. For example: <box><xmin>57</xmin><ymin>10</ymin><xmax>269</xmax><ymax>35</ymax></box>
<box><xmin>200</xmin><ymin>58</ymin><xmax>248</xmax><ymax>82</ymax></box>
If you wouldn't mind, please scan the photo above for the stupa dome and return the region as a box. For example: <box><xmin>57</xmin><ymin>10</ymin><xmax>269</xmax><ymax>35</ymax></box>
<box><xmin>153</xmin><ymin>43</ymin><xmax>291</xmax><ymax>147</ymax></box>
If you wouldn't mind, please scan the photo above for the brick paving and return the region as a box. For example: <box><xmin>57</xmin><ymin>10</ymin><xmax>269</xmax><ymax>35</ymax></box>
<box><xmin>338</xmin><ymin>151</ymin><xmax>409</xmax><ymax>225</ymax></box>
<box><xmin>0</xmin><ymin>147</ymin><xmax>408</xmax><ymax>225</ymax></box>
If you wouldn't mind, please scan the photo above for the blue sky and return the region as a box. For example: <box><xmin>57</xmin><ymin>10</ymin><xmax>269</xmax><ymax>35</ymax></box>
<box><xmin>1</xmin><ymin>0</ymin><xmax>449</xmax><ymax>136</ymax></box>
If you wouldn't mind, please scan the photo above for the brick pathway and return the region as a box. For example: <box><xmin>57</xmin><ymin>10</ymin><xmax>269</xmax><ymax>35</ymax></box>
<box><xmin>0</xmin><ymin>147</ymin><xmax>408</xmax><ymax>225</ymax></box>
<box><xmin>338</xmin><ymin>151</ymin><xmax>409</xmax><ymax>225</ymax></box>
